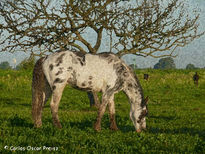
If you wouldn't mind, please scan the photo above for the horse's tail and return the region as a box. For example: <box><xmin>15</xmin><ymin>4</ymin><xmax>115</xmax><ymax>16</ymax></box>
<box><xmin>32</xmin><ymin>57</ymin><xmax>48</xmax><ymax>128</ymax></box>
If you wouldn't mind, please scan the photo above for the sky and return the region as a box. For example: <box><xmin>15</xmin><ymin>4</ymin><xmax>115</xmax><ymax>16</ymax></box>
<box><xmin>122</xmin><ymin>0</ymin><xmax>205</xmax><ymax>68</ymax></box>
<box><xmin>0</xmin><ymin>0</ymin><xmax>205</xmax><ymax>69</ymax></box>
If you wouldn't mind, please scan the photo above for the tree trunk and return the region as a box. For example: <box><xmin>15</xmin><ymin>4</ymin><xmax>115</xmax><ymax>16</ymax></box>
<box><xmin>87</xmin><ymin>91</ymin><xmax>100</xmax><ymax>108</ymax></box>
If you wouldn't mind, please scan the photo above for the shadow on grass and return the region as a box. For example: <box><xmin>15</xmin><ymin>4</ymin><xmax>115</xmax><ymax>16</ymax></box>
<box><xmin>149</xmin><ymin>115</ymin><xmax>176</xmax><ymax>121</ymax></box>
<box><xmin>8</xmin><ymin>114</ymin><xmax>33</xmax><ymax>128</ymax></box>
<box><xmin>67</xmin><ymin>119</ymin><xmax>94</xmax><ymax>130</ymax></box>
<box><xmin>1</xmin><ymin>98</ymin><xmax>20</xmax><ymax>105</ymax></box>
<box><xmin>149</xmin><ymin>127</ymin><xmax>205</xmax><ymax>138</ymax></box>
<box><xmin>62</xmin><ymin>114</ymin><xmax>136</xmax><ymax>132</ymax></box>
<box><xmin>148</xmin><ymin>115</ymin><xmax>205</xmax><ymax>138</ymax></box>
<box><xmin>119</xmin><ymin>125</ymin><xmax>135</xmax><ymax>132</ymax></box>
<box><xmin>0</xmin><ymin>97</ymin><xmax>31</xmax><ymax>107</ymax></box>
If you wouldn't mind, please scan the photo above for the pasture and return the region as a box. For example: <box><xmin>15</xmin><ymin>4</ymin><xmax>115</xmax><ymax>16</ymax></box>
<box><xmin>0</xmin><ymin>69</ymin><xmax>204</xmax><ymax>153</ymax></box>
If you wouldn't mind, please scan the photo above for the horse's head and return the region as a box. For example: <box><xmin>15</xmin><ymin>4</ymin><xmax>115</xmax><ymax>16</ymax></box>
<box><xmin>129</xmin><ymin>96</ymin><xmax>148</xmax><ymax>133</ymax></box>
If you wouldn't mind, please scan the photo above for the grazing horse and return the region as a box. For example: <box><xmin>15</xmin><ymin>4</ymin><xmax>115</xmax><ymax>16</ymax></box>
<box><xmin>193</xmin><ymin>72</ymin><xmax>199</xmax><ymax>86</ymax></box>
<box><xmin>144</xmin><ymin>74</ymin><xmax>149</xmax><ymax>81</ymax></box>
<box><xmin>32</xmin><ymin>50</ymin><xmax>148</xmax><ymax>132</ymax></box>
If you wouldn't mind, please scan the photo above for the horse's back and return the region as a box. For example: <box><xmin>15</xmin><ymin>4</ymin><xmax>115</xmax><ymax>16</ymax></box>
<box><xmin>42</xmin><ymin>51</ymin><xmax>122</xmax><ymax>92</ymax></box>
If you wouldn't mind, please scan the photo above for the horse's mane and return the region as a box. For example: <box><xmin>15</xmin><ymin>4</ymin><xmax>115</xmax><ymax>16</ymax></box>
<box><xmin>127</xmin><ymin>65</ymin><xmax>145</xmax><ymax>107</ymax></box>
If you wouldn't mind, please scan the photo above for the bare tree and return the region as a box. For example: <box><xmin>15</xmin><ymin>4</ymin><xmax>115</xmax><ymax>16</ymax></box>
<box><xmin>0</xmin><ymin>0</ymin><xmax>204</xmax><ymax>106</ymax></box>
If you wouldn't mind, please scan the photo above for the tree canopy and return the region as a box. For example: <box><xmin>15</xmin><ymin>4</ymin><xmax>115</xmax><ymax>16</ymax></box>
<box><xmin>0</xmin><ymin>61</ymin><xmax>11</xmax><ymax>69</ymax></box>
<box><xmin>0</xmin><ymin>0</ymin><xmax>204</xmax><ymax>58</ymax></box>
<box><xmin>186</xmin><ymin>63</ymin><xmax>197</xmax><ymax>69</ymax></box>
<box><xmin>154</xmin><ymin>57</ymin><xmax>176</xmax><ymax>69</ymax></box>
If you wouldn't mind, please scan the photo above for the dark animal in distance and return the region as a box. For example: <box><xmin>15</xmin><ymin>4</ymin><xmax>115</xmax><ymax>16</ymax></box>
<box><xmin>144</xmin><ymin>74</ymin><xmax>149</xmax><ymax>81</ymax></box>
<box><xmin>193</xmin><ymin>72</ymin><xmax>199</xmax><ymax>86</ymax></box>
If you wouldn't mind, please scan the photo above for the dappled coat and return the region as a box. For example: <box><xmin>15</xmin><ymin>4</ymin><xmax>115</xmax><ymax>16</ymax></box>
<box><xmin>32</xmin><ymin>50</ymin><xmax>148</xmax><ymax>132</ymax></box>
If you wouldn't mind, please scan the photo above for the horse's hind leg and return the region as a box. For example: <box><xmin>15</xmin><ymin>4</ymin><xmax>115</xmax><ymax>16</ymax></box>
<box><xmin>38</xmin><ymin>81</ymin><xmax>52</xmax><ymax>125</ymax></box>
<box><xmin>44</xmin><ymin>80</ymin><xmax>52</xmax><ymax>104</ymax></box>
<box><xmin>108</xmin><ymin>94</ymin><xmax>118</xmax><ymax>131</ymax></box>
<box><xmin>94</xmin><ymin>94</ymin><xmax>109</xmax><ymax>131</ymax></box>
<box><xmin>32</xmin><ymin>76</ymin><xmax>51</xmax><ymax>128</ymax></box>
<box><xmin>50</xmin><ymin>85</ymin><xmax>65</xmax><ymax>128</ymax></box>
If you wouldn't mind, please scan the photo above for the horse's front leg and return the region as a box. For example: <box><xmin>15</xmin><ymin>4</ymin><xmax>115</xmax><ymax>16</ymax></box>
<box><xmin>108</xmin><ymin>94</ymin><xmax>118</xmax><ymax>131</ymax></box>
<box><xmin>94</xmin><ymin>95</ymin><xmax>108</xmax><ymax>131</ymax></box>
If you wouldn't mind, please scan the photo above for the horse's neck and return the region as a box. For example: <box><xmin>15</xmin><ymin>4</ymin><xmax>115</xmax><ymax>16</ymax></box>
<box><xmin>123</xmin><ymin>78</ymin><xmax>143</xmax><ymax>106</ymax></box>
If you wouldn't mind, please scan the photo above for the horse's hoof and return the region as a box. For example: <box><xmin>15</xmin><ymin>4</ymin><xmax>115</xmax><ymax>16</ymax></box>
<box><xmin>136</xmin><ymin>129</ymin><xmax>141</xmax><ymax>133</ymax></box>
<box><xmin>54</xmin><ymin>123</ymin><xmax>62</xmax><ymax>129</ymax></box>
<box><xmin>34</xmin><ymin>122</ymin><xmax>42</xmax><ymax>128</ymax></box>
<box><xmin>57</xmin><ymin>125</ymin><xmax>62</xmax><ymax>129</ymax></box>
<box><xmin>57</xmin><ymin>124</ymin><xmax>62</xmax><ymax>129</ymax></box>
<box><xmin>94</xmin><ymin>124</ymin><xmax>101</xmax><ymax>132</ymax></box>
<box><xmin>94</xmin><ymin>127</ymin><xmax>101</xmax><ymax>132</ymax></box>
<box><xmin>110</xmin><ymin>126</ymin><xmax>119</xmax><ymax>131</ymax></box>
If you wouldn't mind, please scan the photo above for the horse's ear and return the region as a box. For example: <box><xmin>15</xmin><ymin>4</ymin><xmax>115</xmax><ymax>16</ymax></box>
<box><xmin>144</xmin><ymin>96</ymin><xmax>149</xmax><ymax>105</ymax></box>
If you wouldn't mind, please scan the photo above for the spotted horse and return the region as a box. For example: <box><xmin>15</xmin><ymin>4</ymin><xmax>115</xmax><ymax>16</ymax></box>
<box><xmin>32</xmin><ymin>50</ymin><xmax>148</xmax><ymax>132</ymax></box>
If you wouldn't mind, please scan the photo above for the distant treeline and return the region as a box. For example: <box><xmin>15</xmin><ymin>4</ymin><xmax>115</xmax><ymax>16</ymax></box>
<box><xmin>0</xmin><ymin>56</ymin><xmax>35</xmax><ymax>70</ymax></box>
<box><xmin>0</xmin><ymin>57</ymin><xmax>204</xmax><ymax>70</ymax></box>
<box><xmin>130</xmin><ymin>57</ymin><xmax>203</xmax><ymax>70</ymax></box>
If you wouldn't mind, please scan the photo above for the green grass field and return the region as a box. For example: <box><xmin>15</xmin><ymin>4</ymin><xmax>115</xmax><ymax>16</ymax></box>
<box><xmin>0</xmin><ymin>69</ymin><xmax>205</xmax><ymax>153</ymax></box>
